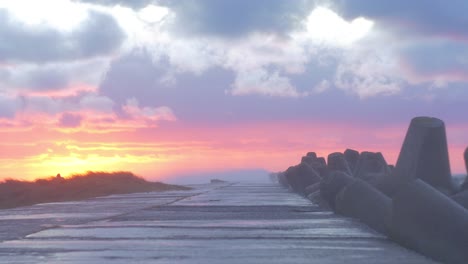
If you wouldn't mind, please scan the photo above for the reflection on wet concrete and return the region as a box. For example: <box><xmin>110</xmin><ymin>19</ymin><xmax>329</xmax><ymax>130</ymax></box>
<box><xmin>0</xmin><ymin>183</ymin><xmax>437</xmax><ymax>263</ymax></box>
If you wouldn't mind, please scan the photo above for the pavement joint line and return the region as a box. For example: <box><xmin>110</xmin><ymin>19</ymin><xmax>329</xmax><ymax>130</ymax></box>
<box><xmin>24</xmin><ymin>183</ymin><xmax>239</xmax><ymax>237</ymax></box>
<box><xmin>0</xmin><ymin>183</ymin><xmax>440</xmax><ymax>263</ymax></box>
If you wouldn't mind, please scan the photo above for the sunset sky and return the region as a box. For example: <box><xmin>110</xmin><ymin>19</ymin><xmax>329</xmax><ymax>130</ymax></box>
<box><xmin>0</xmin><ymin>0</ymin><xmax>467</xmax><ymax>181</ymax></box>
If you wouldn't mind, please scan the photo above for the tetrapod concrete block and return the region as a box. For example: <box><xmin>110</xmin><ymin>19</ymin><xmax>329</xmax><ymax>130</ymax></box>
<box><xmin>391</xmin><ymin>179</ymin><xmax>468</xmax><ymax>264</ymax></box>
<box><xmin>335</xmin><ymin>179</ymin><xmax>391</xmax><ymax>234</ymax></box>
<box><xmin>394</xmin><ymin>117</ymin><xmax>454</xmax><ymax>193</ymax></box>
<box><xmin>327</xmin><ymin>152</ymin><xmax>352</xmax><ymax>175</ymax></box>
<box><xmin>319</xmin><ymin>171</ymin><xmax>354</xmax><ymax>210</ymax></box>
<box><xmin>285</xmin><ymin>163</ymin><xmax>321</xmax><ymax>195</ymax></box>
<box><xmin>344</xmin><ymin>149</ymin><xmax>360</xmax><ymax>172</ymax></box>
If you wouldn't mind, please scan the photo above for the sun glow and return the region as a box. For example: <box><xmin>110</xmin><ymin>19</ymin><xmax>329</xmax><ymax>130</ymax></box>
<box><xmin>138</xmin><ymin>5</ymin><xmax>169</xmax><ymax>24</ymax></box>
<box><xmin>0</xmin><ymin>0</ymin><xmax>88</xmax><ymax>31</ymax></box>
<box><xmin>306</xmin><ymin>7</ymin><xmax>374</xmax><ymax>45</ymax></box>
<box><xmin>0</xmin><ymin>153</ymin><xmax>171</xmax><ymax>181</ymax></box>
<box><xmin>1</xmin><ymin>120</ymin><xmax>467</xmax><ymax>182</ymax></box>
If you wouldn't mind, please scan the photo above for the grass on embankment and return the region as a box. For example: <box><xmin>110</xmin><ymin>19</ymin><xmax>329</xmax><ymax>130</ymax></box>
<box><xmin>0</xmin><ymin>171</ymin><xmax>190</xmax><ymax>209</ymax></box>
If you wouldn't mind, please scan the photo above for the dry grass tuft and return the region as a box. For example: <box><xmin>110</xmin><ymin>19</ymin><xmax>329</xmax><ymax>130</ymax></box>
<box><xmin>0</xmin><ymin>171</ymin><xmax>190</xmax><ymax>209</ymax></box>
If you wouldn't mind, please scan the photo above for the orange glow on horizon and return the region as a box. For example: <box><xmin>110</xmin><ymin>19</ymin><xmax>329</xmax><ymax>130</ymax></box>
<box><xmin>0</xmin><ymin>120</ymin><xmax>466</xmax><ymax>182</ymax></box>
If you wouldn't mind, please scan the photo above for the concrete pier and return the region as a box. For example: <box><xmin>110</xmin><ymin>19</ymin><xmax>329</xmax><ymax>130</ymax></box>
<box><xmin>0</xmin><ymin>183</ymin><xmax>436</xmax><ymax>263</ymax></box>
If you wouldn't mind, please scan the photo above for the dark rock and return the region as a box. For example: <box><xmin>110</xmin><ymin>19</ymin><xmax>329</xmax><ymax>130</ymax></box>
<box><xmin>285</xmin><ymin>163</ymin><xmax>321</xmax><ymax>195</ymax></box>
<box><xmin>335</xmin><ymin>179</ymin><xmax>391</xmax><ymax>234</ymax></box>
<box><xmin>344</xmin><ymin>149</ymin><xmax>360</xmax><ymax>172</ymax></box>
<box><xmin>393</xmin><ymin>116</ymin><xmax>454</xmax><ymax>193</ymax></box>
<box><xmin>327</xmin><ymin>152</ymin><xmax>352</xmax><ymax>175</ymax></box>
<box><xmin>353</xmin><ymin>152</ymin><xmax>390</xmax><ymax>183</ymax></box>
<box><xmin>391</xmin><ymin>179</ymin><xmax>468</xmax><ymax>264</ymax></box>
<box><xmin>452</xmin><ymin>190</ymin><xmax>468</xmax><ymax>210</ymax></box>
<box><xmin>319</xmin><ymin>171</ymin><xmax>354</xmax><ymax>210</ymax></box>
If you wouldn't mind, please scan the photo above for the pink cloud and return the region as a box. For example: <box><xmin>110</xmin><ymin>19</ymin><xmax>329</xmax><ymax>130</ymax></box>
<box><xmin>18</xmin><ymin>84</ymin><xmax>97</xmax><ymax>98</ymax></box>
<box><xmin>123</xmin><ymin>98</ymin><xmax>177</xmax><ymax>124</ymax></box>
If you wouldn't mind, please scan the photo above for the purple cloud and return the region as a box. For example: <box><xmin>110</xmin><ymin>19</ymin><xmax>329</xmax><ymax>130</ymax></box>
<box><xmin>98</xmin><ymin>50</ymin><xmax>468</xmax><ymax>128</ymax></box>
<box><xmin>58</xmin><ymin>112</ymin><xmax>83</xmax><ymax>128</ymax></box>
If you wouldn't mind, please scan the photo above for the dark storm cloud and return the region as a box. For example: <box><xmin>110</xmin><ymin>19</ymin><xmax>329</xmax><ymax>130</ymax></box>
<box><xmin>160</xmin><ymin>0</ymin><xmax>315</xmax><ymax>37</ymax></box>
<box><xmin>0</xmin><ymin>10</ymin><xmax>125</xmax><ymax>63</ymax></box>
<box><xmin>335</xmin><ymin>0</ymin><xmax>468</xmax><ymax>37</ymax></box>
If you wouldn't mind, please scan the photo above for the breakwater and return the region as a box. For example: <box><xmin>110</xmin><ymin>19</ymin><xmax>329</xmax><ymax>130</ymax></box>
<box><xmin>273</xmin><ymin>116</ymin><xmax>468</xmax><ymax>264</ymax></box>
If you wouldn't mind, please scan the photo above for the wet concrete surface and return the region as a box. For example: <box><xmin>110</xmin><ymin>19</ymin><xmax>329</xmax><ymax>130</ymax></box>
<box><xmin>0</xmin><ymin>183</ymin><xmax>438</xmax><ymax>263</ymax></box>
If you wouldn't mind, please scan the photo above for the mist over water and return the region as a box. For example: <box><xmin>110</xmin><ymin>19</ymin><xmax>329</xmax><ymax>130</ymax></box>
<box><xmin>163</xmin><ymin>169</ymin><xmax>271</xmax><ymax>184</ymax></box>
<box><xmin>164</xmin><ymin>171</ymin><xmax>467</xmax><ymax>186</ymax></box>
